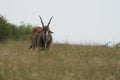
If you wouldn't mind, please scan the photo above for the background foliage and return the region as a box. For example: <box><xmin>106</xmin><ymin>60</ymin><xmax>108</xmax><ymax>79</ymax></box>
<box><xmin>0</xmin><ymin>14</ymin><xmax>33</xmax><ymax>42</ymax></box>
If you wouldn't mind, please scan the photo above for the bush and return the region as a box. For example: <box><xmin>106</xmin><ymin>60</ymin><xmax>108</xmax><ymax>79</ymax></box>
<box><xmin>17</xmin><ymin>23</ymin><xmax>33</xmax><ymax>40</ymax></box>
<box><xmin>0</xmin><ymin>15</ymin><xmax>9</xmax><ymax>41</ymax></box>
<box><xmin>0</xmin><ymin>14</ymin><xmax>33</xmax><ymax>42</ymax></box>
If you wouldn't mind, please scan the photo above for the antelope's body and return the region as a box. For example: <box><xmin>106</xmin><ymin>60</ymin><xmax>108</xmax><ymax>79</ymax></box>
<box><xmin>29</xmin><ymin>27</ymin><xmax>42</xmax><ymax>50</ymax></box>
<box><xmin>29</xmin><ymin>16</ymin><xmax>53</xmax><ymax>50</ymax></box>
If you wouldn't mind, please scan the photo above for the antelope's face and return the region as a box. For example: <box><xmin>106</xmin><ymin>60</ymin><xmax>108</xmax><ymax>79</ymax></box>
<box><xmin>38</xmin><ymin>16</ymin><xmax>53</xmax><ymax>49</ymax></box>
<box><xmin>41</xmin><ymin>26</ymin><xmax>53</xmax><ymax>43</ymax></box>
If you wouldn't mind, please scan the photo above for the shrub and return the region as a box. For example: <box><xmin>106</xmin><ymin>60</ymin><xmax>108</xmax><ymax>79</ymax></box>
<box><xmin>0</xmin><ymin>14</ymin><xmax>33</xmax><ymax>42</ymax></box>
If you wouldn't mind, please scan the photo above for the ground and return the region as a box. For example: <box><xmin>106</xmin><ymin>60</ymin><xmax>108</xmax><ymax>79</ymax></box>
<box><xmin>0</xmin><ymin>40</ymin><xmax>120</xmax><ymax>80</ymax></box>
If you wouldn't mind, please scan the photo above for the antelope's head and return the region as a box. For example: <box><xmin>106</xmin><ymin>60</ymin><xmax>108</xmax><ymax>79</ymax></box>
<box><xmin>39</xmin><ymin>16</ymin><xmax>53</xmax><ymax>49</ymax></box>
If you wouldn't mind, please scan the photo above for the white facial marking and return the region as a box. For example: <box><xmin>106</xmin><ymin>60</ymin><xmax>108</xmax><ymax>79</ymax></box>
<box><xmin>46</xmin><ymin>31</ymin><xmax>49</xmax><ymax>37</ymax></box>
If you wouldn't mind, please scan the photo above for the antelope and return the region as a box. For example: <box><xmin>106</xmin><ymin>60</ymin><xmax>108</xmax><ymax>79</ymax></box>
<box><xmin>29</xmin><ymin>16</ymin><xmax>53</xmax><ymax>50</ymax></box>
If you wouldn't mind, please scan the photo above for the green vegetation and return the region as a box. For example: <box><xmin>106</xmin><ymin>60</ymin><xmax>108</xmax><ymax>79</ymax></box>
<box><xmin>0</xmin><ymin>40</ymin><xmax>120</xmax><ymax>80</ymax></box>
<box><xmin>0</xmin><ymin>14</ymin><xmax>33</xmax><ymax>42</ymax></box>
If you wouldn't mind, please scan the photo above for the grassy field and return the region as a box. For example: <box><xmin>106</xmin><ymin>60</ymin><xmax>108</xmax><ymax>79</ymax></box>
<box><xmin>0</xmin><ymin>40</ymin><xmax>120</xmax><ymax>80</ymax></box>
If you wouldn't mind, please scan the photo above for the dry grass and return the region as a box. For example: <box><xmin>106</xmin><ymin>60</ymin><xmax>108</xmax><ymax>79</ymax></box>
<box><xmin>0</xmin><ymin>40</ymin><xmax>120</xmax><ymax>80</ymax></box>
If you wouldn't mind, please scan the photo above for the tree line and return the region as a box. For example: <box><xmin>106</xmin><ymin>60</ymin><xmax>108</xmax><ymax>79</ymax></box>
<box><xmin>0</xmin><ymin>14</ymin><xmax>33</xmax><ymax>42</ymax></box>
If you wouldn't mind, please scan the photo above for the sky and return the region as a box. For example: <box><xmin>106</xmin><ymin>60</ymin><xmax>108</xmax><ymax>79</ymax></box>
<box><xmin>0</xmin><ymin>0</ymin><xmax>120</xmax><ymax>45</ymax></box>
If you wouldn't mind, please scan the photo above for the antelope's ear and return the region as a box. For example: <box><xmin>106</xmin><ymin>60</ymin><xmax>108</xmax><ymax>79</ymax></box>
<box><xmin>50</xmin><ymin>31</ymin><xmax>54</xmax><ymax>34</ymax></box>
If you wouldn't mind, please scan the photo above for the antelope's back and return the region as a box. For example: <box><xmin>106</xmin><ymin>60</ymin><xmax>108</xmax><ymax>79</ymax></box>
<box><xmin>32</xmin><ymin>27</ymin><xmax>42</xmax><ymax>35</ymax></box>
<box><xmin>31</xmin><ymin>27</ymin><xmax>42</xmax><ymax>39</ymax></box>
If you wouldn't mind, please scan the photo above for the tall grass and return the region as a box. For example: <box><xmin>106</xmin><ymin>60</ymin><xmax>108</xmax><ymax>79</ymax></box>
<box><xmin>0</xmin><ymin>40</ymin><xmax>120</xmax><ymax>80</ymax></box>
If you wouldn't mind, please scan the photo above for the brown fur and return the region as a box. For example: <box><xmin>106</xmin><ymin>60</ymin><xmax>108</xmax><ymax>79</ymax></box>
<box><xmin>38</xmin><ymin>28</ymin><xmax>53</xmax><ymax>50</ymax></box>
<box><xmin>29</xmin><ymin>16</ymin><xmax>53</xmax><ymax>50</ymax></box>
<box><xmin>30</xmin><ymin>27</ymin><xmax>42</xmax><ymax>50</ymax></box>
